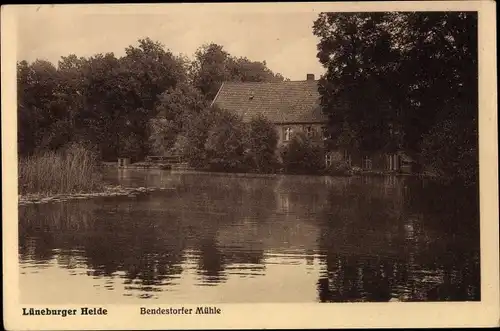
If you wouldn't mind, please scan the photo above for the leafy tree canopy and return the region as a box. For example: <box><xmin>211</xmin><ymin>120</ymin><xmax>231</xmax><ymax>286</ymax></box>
<box><xmin>313</xmin><ymin>12</ymin><xmax>477</xmax><ymax>153</ymax></box>
<box><xmin>313</xmin><ymin>12</ymin><xmax>478</xmax><ymax>183</ymax></box>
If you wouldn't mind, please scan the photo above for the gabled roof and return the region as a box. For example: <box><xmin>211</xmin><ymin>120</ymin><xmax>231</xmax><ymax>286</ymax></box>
<box><xmin>211</xmin><ymin>80</ymin><xmax>327</xmax><ymax>124</ymax></box>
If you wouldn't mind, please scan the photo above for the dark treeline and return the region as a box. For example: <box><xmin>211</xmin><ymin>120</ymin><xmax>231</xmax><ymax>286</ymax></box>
<box><xmin>17</xmin><ymin>39</ymin><xmax>285</xmax><ymax>162</ymax></box>
<box><xmin>313</xmin><ymin>12</ymin><xmax>478</xmax><ymax>184</ymax></box>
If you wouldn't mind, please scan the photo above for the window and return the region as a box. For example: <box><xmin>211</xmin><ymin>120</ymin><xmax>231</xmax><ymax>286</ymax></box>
<box><xmin>363</xmin><ymin>155</ymin><xmax>372</xmax><ymax>170</ymax></box>
<box><xmin>325</xmin><ymin>153</ymin><xmax>333</xmax><ymax>167</ymax></box>
<box><xmin>284</xmin><ymin>127</ymin><xmax>292</xmax><ymax>141</ymax></box>
<box><xmin>344</xmin><ymin>150</ymin><xmax>352</xmax><ymax>167</ymax></box>
<box><xmin>321</xmin><ymin>126</ymin><xmax>329</xmax><ymax>140</ymax></box>
<box><xmin>305</xmin><ymin>126</ymin><xmax>313</xmax><ymax>138</ymax></box>
<box><xmin>387</xmin><ymin>154</ymin><xmax>399</xmax><ymax>171</ymax></box>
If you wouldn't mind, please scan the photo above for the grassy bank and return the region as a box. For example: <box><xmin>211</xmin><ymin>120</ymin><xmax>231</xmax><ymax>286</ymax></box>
<box><xmin>18</xmin><ymin>144</ymin><xmax>104</xmax><ymax>196</ymax></box>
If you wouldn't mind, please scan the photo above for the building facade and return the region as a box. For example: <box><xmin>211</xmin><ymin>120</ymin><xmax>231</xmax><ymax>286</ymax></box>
<box><xmin>211</xmin><ymin>73</ymin><xmax>327</xmax><ymax>143</ymax></box>
<box><xmin>211</xmin><ymin>74</ymin><xmax>413</xmax><ymax>173</ymax></box>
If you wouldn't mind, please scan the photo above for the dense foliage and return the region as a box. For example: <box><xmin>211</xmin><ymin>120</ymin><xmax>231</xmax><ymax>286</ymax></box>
<box><xmin>205</xmin><ymin>110</ymin><xmax>249</xmax><ymax>172</ymax></box>
<box><xmin>191</xmin><ymin>43</ymin><xmax>286</xmax><ymax>100</ymax></box>
<box><xmin>18</xmin><ymin>39</ymin><xmax>284</xmax><ymax>163</ymax></box>
<box><xmin>313</xmin><ymin>12</ymin><xmax>478</xmax><ymax>183</ymax></box>
<box><xmin>168</xmin><ymin>107</ymin><xmax>279</xmax><ymax>174</ymax></box>
<box><xmin>246</xmin><ymin>115</ymin><xmax>280</xmax><ymax>173</ymax></box>
<box><xmin>281</xmin><ymin>133</ymin><xmax>324</xmax><ymax>175</ymax></box>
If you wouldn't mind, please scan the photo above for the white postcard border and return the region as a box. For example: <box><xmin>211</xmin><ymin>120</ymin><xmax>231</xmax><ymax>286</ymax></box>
<box><xmin>2</xmin><ymin>2</ymin><xmax>498</xmax><ymax>330</ymax></box>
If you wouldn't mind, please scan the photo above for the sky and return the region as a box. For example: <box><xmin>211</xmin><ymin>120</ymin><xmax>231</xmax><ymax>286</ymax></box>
<box><xmin>16</xmin><ymin>5</ymin><xmax>326</xmax><ymax>81</ymax></box>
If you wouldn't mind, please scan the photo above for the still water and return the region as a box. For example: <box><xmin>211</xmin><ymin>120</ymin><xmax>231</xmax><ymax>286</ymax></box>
<box><xmin>19</xmin><ymin>169</ymin><xmax>480</xmax><ymax>303</ymax></box>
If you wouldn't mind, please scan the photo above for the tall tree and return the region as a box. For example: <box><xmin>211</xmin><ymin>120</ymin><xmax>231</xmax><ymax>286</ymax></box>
<box><xmin>313</xmin><ymin>12</ymin><xmax>403</xmax><ymax>152</ymax></box>
<box><xmin>149</xmin><ymin>83</ymin><xmax>207</xmax><ymax>154</ymax></box>
<box><xmin>17</xmin><ymin>38</ymin><xmax>191</xmax><ymax>161</ymax></box>
<box><xmin>116</xmin><ymin>38</ymin><xmax>189</xmax><ymax>159</ymax></box>
<box><xmin>17</xmin><ymin>59</ymin><xmax>63</xmax><ymax>155</ymax></box>
<box><xmin>191</xmin><ymin>43</ymin><xmax>230</xmax><ymax>100</ymax></box>
<box><xmin>313</xmin><ymin>12</ymin><xmax>478</xmax><ymax>182</ymax></box>
<box><xmin>191</xmin><ymin>43</ymin><xmax>285</xmax><ymax>100</ymax></box>
<box><xmin>76</xmin><ymin>52</ymin><xmax>122</xmax><ymax>158</ymax></box>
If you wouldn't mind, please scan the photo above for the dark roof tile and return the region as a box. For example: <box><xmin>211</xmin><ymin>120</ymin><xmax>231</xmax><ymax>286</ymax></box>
<box><xmin>212</xmin><ymin>80</ymin><xmax>327</xmax><ymax>124</ymax></box>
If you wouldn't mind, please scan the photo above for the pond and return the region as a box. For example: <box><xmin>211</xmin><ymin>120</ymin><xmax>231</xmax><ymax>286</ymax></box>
<box><xmin>19</xmin><ymin>169</ymin><xmax>480</xmax><ymax>303</ymax></box>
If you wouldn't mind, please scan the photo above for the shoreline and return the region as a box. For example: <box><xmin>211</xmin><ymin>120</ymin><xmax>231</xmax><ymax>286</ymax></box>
<box><xmin>105</xmin><ymin>163</ymin><xmax>429</xmax><ymax>178</ymax></box>
<box><xmin>17</xmin><ymin>169</ymin><xmax>452</xmax><ymax>206</ymax></box>
<box><xmin>18</xmin><ymin>185</ymin><xmax>174</xmax><ymax>206</ymax></box>
<box><xmin>171</xmin><ymin>168</ymin><xmax>429</xmax><ymax>179</ymax></box>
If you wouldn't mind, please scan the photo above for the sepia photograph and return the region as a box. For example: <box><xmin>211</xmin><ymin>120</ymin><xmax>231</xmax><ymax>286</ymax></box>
<box><xmin>2</xmin><ymin>2</ymin><xmax>499</xmax><ymax>330</ymax></box>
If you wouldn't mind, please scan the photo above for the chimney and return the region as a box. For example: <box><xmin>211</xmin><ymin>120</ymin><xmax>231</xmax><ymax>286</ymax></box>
<box><xmin>306</xmin><ymin>73</ymin><xmax>315</xmax><ymax>81</ymax></box>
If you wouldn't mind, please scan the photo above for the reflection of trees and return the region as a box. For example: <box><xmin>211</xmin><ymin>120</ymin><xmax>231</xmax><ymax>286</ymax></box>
<box><xmin>20</xmin><ymin>172</ymin><xmax>479</xmax><ymax>302</ymax></box>
<box><xmin>317</xmin><ymin>176</ymin><xmax>480</xmax><ymax>302</ymax></box>
<box><xmin>19</xmin><ymin>174</ymin><xmax>281</xmax><ymax>291</ymax></box>
<box><xmin>19</xmin><ymin>202</ymin><xmax>93</xmax><ymax>266</ymax></box>
<box><xmin>274</xmin><ymin>175</ymin><xmax>332</xmax><ymax>216</ymax></box>
<box><xmin>177</xmin><ymin>175</ymin><xmax>278</xmax><ymax>283</ymax></box>
<box><xmin>403</xmin><ymin>179</ymin><xmax>480</xmax><ymax>237</ymax></box>
<box><xmin>318</xmin><ymin>256</ymin><xmax>394</xmax><ymax>302</ymax></box>
<box><xmin>196</xmin><ymin>237</ymin><xmax>227</xmax><ymax>284</ymax></box>
<box><xmin>19</xmin><ymin>198</ymin><xmax>188</xmax><ymax>293</ymax></box>
<box><xmin>166</xmin><ymin>173</ymin><xmax>327</xmax><ymax>283</ymax></box>
<box><xmin>83</xmin><ymin>209</ymin><xmax>186</xmax><ymax>286</ymax></box>
<box><xmin>317</xmin><ymin>181</ymin><xmax>400</xmax><ymax>302</ymax></box>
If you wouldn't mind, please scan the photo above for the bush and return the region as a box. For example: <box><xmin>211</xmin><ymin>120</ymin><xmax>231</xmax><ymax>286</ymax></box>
<box><xmin>170</xmin><ymin>106</ymin><xmax>220</xmax><ymax>168</ymax></box>
<box><xmin>205</xmin><ymin>110</ymin><xmax>248</xmax><ymax>172</ymax></box>
<box><xmin>173</xmin><ymin>107</ymin><xmax>280</xmax><ymax>173</ymax></box>
<box><xmin>245</xmin><ymin>115</ymin><xmax>279</xmax><ymax>173</ymax></box>
<box><xmin>281</xmin><ymin>132</ymin><xmax>324</xmax><ymax>174</ymax></box>
<box><xmin>18</xmin><ymin>143</ymin><xmax>103</xmax><ymax>195</ymax></box>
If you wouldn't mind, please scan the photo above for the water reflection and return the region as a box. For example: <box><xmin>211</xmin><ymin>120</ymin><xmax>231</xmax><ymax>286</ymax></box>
<box><xmin>316</xmin><ymin>176</ymin><xmax>480</xmax><ymax>302</ymax></box>
<box><xmin>19</xmin><ymin>170</ymin><xmax>479</xmax><ymax>303</ymax></box>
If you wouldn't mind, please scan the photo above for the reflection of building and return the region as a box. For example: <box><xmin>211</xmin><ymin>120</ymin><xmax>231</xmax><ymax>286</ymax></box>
<box><xmin>278</xmin><ymin>193</ymin><xmax>290</xmax><ymax>213</ymax></box>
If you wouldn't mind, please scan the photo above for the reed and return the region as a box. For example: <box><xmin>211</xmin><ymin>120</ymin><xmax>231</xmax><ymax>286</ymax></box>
<box><xmin>18</xmin><ymin>144</ymin><xmax>103</xmax><ymax>196</ymax></box>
